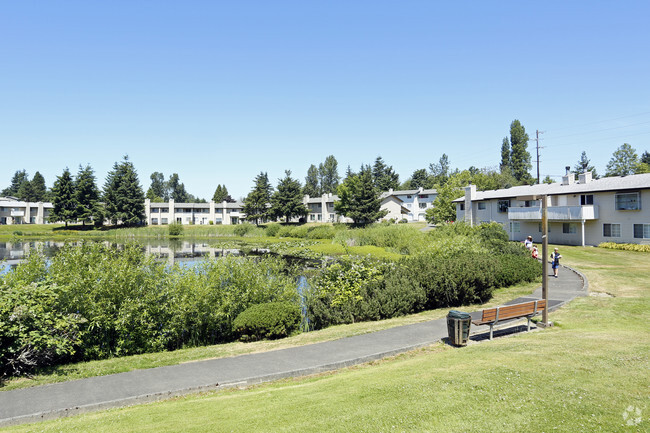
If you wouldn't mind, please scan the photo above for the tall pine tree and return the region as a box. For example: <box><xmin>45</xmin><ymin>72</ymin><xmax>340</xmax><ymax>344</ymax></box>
<box><xmin>270</xmin><ymin>171</ymin><xmax>308</xmax><ymax>223</ymax></box>
<box><xmin>75</xmin><ymin>164</ymin><xmax>99</xmax><ymax>226</ymax></box>
<box><xmin>103</xmin><ymin>156</ymin><xmax>145</xmax><ymax>226</ymax></box>
<box><xmin>50</xmin><ymin>168</ymin><xmax>77</xmax><ymax>226</ymax></box>
<box><xmin>509</xmin><ymin>120</ymin><xmax>532</xmax><ymax>183</ymax></box>
<box><xmin>573</xmin><ymin>151</ymin><xmax>598</xmax><ymax>179</ymax></box>
<box><xmin>500</xmin><ymin>137</ymin><xmax>511</xmax><ymax>174</ymax></box>
<box><xmin>372</xmin><ymin>156</ymin><xmax>400</xmax><ymax>191</ymax></box>
<box><xmin>334</xmin><ymin>165</ymin><xmax>387</xmax><ymax>225</ymax></box>
<box><xmin>243</xmin><ymin>172</ymin><xmax>273</xmax><ymax>225</ymax></box>
<box><xmin>30</xmin><ymin>171</ymin><xmax>48</xmax><ymax>202</ymax></box>
<box><xmin>303</xmin><ymin>164</ymin><xmax>320</xmax><ymax>197</ymax></box>
<box><xmin>2</xmin><ymin>170</ymin><xmax>29</xmax><ymax>198</ymax></box>
<box><xmin>319</xmin><ymin>155</ymin><xmax>340</xmax><ymax>194</ymax></box>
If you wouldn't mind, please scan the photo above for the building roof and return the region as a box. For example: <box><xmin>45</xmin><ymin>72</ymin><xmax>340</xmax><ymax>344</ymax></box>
<box><xmin>386</xmin><ymin>188</ymin><xmax>437</xmax><ymax>196</ymax></box>
<box><xmin>454</xmin><ymin>173</ymin><xmax>650</xmax><ymax>202</ymax></box>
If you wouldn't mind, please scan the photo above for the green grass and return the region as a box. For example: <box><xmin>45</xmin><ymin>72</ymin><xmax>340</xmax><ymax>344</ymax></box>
<box><xmin>3</xmin><ymin>247</ymin><xmax>648</xmax><ymax>432</ymax></box>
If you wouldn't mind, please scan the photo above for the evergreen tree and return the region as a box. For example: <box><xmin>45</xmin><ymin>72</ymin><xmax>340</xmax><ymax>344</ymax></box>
<box><xmin>542</xmin><ymin>175</ymin><xmax>555</xmax><ymax>184</ymax></box>
<box><xmin>2</xmin><ymin>170</ymin><xmax>29</xmax><ymax>197</ymax></box>
<box><xmin>148</xmin><ymin>172</ymin><xmax>167</xmax><ymax>201</ymax></box>
<box><xmin>103</xmin><ymin>156</ymin><xmax>145</xmax><ymax>226</ymax></box>
<box><xmin>429</xmin><ymin>154</ymin><xmax>451</xmax><ymax>186</ymax></box>
<box><xmin>372</xmin><ymin>156</ymin><xmax>400</xmax><ymax>191</ymax></box>
<box><xmin>605</xmin><ymin>143</ymin><xmax>639</xmax><ymax>177</ymax></box>
<box><xmin>344</xmin><ymin>165</ymin><xmax>355</xmax><ymax>181</ymax></box>
<box><xmin>426</xmin><ymin>171</ymin><xmax>472</xmax><ymax>224</ymax></box>
<box><xmin>500</xmin><ymin>137</ymin><xmax>511</xmax><ymax>174</ymax></box>
<box><xmin>409</xmin><ymin>169</ymin><xmax>429</xmax><ymax>189</ymax></box>
<box><xmin>334</xmin><ymin>165</ymin><xmax>387</xmax><ymax>225</ymax></box>
<box><xmin>573</xmin><ymin>151</ymin><xmax>599</xmax><ymax>179</ymax></box>
<box><xmin>145</xmin><ymin>188</ymin><xmax>165</xmax><ymax>202</ymax></box>
<box><xmin>75</xmin><ymin>164</ymin><xmax>99</xmax><ymax>226</ymax></box>
<box><xmin>166</xmin><ymin>173</ymin><xmax>189</xmax><ymax>202</ymax></box>
<box><xmin>319</xmin><ymin>155</ymin><xmax>340</xmax><ymax>194</ymax></box>
<box><xmin>30</xmin><ymin>171</ymin><xmax>48</xmax><ymax>202</ymax></box>
<box><xmin>50</xmin><ymin>168</ymin><xmax>77</xmax><ymax>226</ymax></box>
<box><xmin>303</xmin><ymin>164</ymin><xmax>320</xmax><ymax>197</ymax></box>
<box><xmin>17</xmin><ymin>178</ymin><xmax>36</xmax><ymax>202</ymax></box>
<box><xmin>270</xmin><ymin>171</ymin><xmax>308</xmax><ymax>223</ymax></box>
<box><xmin>212</xmin><ymin>184</ymin><xmax>234</xmax><ymax>202</ymax></box>
<box><xmin>641</xmin><ymin>151</ymin><xmax>650</xmax><ymax>165</ymax></box>
<box><xmin>243</xmin><ymin>172</ymin><xmax>273</xmax><ymax>225</ymax></box>
<box><xmin>509</xmin><ymin>120</ymin><xmax>532</xmax><ymax>183</ymax></box>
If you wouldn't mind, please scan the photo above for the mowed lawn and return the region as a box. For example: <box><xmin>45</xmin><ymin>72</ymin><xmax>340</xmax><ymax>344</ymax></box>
<box><xmin>3</xmin><ymin>246</ymin><xmax>649</xmax><ymax>432</ymax></box>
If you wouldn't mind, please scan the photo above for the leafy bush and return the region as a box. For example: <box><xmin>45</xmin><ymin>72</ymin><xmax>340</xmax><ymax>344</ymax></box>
<box><xmin>265</xmin><ymin>223</ymin><xmax>282</xmax><ymax>237</ymax></box>
<box><xmin>277</xmin><ymin>225</ymin><xmax>309</xmax><ymax>238</ymax></box>
<box><xmin>306</xmin><ymin>225</ymin><xmax>336</xmax><ymax>239</ymax></box>
<box><xmin>233</xmin><ymin>223</ymin><xmax>256</xmax><ymax>237</ymax></box>
<box><xmin>168</xmin><ymin>222</ymin><xmax>183</xmax><ymax>237</ymax></box>
<box><xmin>598</xmin><ymin>242</ymin><xmax>650</xmax><ymax>252</ymax></box>
<box><xmin>233</xmin><ymin>302</ymin><xmax>301</xmax><ymax>341</ymax></box>
<box><xmin>493</xmin><ymin>254</ymin><xmax>540</xmax><ymax>287</ymax></box>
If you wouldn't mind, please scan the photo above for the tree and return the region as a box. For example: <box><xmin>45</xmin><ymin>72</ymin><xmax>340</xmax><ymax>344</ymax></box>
<box><xmin>574</xmin><ymin>151</ymin><xmax>599</xmax><ymax>179</ymax></box>
<box><xmin>409</xmin><ymin>169</ymin><xmax>429</xmax><ymax>189</ymax></box>
<box><xmin>243</xmin><ymin>172</ymin><xmax>273</xmax><ymax>225</ymax></box>
<box><xmin>17</xmin><ymin>178</ymin><xmax>36</xmax><ymax>202</ymax></box>
<box><xmin>542</xmin><ymin>175</ymin><xmax>555</xmax><ymax>184</ymax></box>
<box><xmin>509</xmin><ymin>120</ymin><xmax>532</xmax><ymax>183</ymax></box>
<box><xmin>270</xmin><ymin>171</ymin><xmax>308</xmax><ymax>223</ymax></box>
<box><xmin>429</xmin><ymin>154</ymin><xmax>451</xmax><ymax>186</ymax></box>
<box><xmin>426</xmin><ymin>171</ymin><xmax>472</xmax><ymax>223</ymax></box>
<box><xmin>2</xmin><ymin>170</ymin><xmax>29</xmax><ymax>197</ymax></box>
<box><xmin>372</xmin><ymin>156</ymin><xmax>400</xmax><ymax>191</ymax></box>
<box><xmin>30</xmin><ymin>171</ymin><xmax>48</xmax><ymax>202</ymax></box>
<box><xmin>319</xmin><ymin>155</ymin><xmax>340</xmax><ymax>194</ymax></box>
<box><xmin>50</xmin><ymin>168</ymin><xmax>77</xmax><ymax>226</ymax></box>
<box><xmin>166</xmin><ymin>173</ymin><xmax>189</xmax><ymax>202</ymax></box>
<box><xmin>605</xmin><ymin>143</ymin><xmax>639</xmax><ymax>177</ymax></box>
<box><xmin>212</xmin><ymin>184</ymin><xmax>234</xmax><ymax>202</ymax></box>
<box><xmin>74</xmin><ymin>165</ymin><xmax>99</xmax><ymax>226</ymax></box>
<box><xmin>147</xmin><ymin>172</ymin><xmax>167</xmax><ymax>201</ymax></box>
<box><xmin>641</xmin><ymin>151</ymin><xmax>650</xmax><ymax>165</ymax></box>
<box><xmin>103</xmin><ymin>156</ymin><xmax>145</xmax><ymax>226</ymax></box>
<box><xmin>334</xmin><ymin>165</ymin><xmax>387</xmax><ymax>225</ymax></box>
<box><xmin>500</xmin><ymin>137</ymin><xmax>511</xmax><ymax>174</ymax></box>
<box><xmin>303</xmin><ymin>164</ymin><xmax>320</xmax><ymax>197</ymax></box>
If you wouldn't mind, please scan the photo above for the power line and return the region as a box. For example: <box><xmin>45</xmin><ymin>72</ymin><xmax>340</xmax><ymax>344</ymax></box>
<box><xmin>545</xmin><ymin>119</ymin><xmax>650</xmax><ymax>140</ymax></box>
<box><xmin>546</xmin><ymin>110</ymin><xmax>650</xmax><ymax>133</ymax></box>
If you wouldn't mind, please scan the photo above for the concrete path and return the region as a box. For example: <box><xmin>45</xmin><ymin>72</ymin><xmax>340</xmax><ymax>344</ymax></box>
<box><xmin>0</xmin><ymin>264</ymin><xmax>588</xmax><ymax>427</ymax></box>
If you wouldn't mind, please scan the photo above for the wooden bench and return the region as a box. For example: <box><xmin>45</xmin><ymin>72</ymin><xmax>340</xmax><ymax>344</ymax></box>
<box><xmin>472</xmin><ymin>299</ymin><xmax>546</xmax><ymax>340</ymax></box>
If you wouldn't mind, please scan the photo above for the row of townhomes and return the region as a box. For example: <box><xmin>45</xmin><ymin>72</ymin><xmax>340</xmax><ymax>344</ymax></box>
<box><xmin>455</xmin><ymin>172</ymin><xmax>650</xmax><ymax>246</ymax></box>
<box><xmin>0</xmin><ymin>196</ymin><xmax>53</xmax><ymax>225</ymax></box>
<box><xmin>144</xmin><ymin>187</ymin><xmax>438</xmax><ymax>226</ymax></box>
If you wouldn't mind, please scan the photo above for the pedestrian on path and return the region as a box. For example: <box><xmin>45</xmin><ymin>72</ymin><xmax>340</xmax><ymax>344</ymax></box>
<box><xmin>524</xmin><ymin>236</ymin><xmax>533</xmax><ymax>250</ymax></box>
<box><xmin>531</xmin><ymin>245</ymin><xmax>539</xmax><ymax>259</ymax></box>
<box><xmin>550</xmin><ymin>248</ymin><xmax>562</xmax><ymax>277</ymax></box>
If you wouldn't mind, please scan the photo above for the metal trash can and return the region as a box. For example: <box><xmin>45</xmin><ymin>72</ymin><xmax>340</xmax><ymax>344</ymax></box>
<box><xmin>447</xmin><ymin>310</ymin><xmax>472</xmax><ymax>346</ymax></box>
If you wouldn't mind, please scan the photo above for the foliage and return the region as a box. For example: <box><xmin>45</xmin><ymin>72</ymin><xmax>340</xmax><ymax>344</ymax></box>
<box><xmin>1</xmin><ymin>169</ymin><xmax>29</xmax><ymax>198</ymax></box>
<box><xmin>166</xmin><ymin>173</ymin><xmax>189</xmax><ymax>202</ymax></box>
<box><xmin>149</xmin><ymin>172</ymin><xmax>168</xmax><ymax>201</ymax></box>
<box><xmin>243</xmin><ymin>172</ymin><xmax>273</xmax><ymax>225</ymax></box>
<box><xmin>332</xmin><ymin>224</ymin><xmax>427</xmax><ymax>255</ymax></box>
<box><xmin>500</xmin><ymin>136</ymin><xmax>511</xmax><ymax>174</ymax></box>
<box><xmin>74</xmin><ymin>164</ymin><xmax>100</xmax><ymax>225</ymax></box>
<box><xmin>573</xmin><ymin>151</ymin><xmax>599</xmax><ymax>179</ymax></box>
<box><xmin>407</xmin><ymin>168</ymin><xmax>429</xmax><ymax>189</ymax></box>
<box><xmin>303</xmin><ymin>164</ymin><xmax>320</xmax><ymax>197</ymax></box>
<box><xmin>49</xmin><ymin>168</ymin><xmax>77</xmax><ymax>226</ymax></box>
<box><xmin>168</xmin><ymin>222</ymin><xmax>184</xmax><ymax>236</ymax></box>
<box><xmin>334</xmin><ymin>165</ymin><xmax>388</xmax><ymax>225</ymax></box>
<box><xmin>212</xmin><ymin>184</ymin><xmax>234</xmax><ymax>203</ymax></box>
<box><xmin>426</xmin><ymin>171</ymin><xmax>471</xmax><ymax>223</ymax></box>
<box><xmin>233</xmin><ymin>222</ymin><xmax>256</xmax><ymax>237</ymax></box>
<box><xmin>509</xmin><ymin>119</ymin><xmax>533</xmax><ymax>183</ymax></box>
<box><xmin>428</xmin><ymin>153</ymin><xmax>450</xmax><ymax>186</ymax></box>
<box><xmin>598</xmin><ymin>242</ymin><xmax>650</xmax><ymax>252</ymax></box>
<box><xmin>264</xmin><ymin>223</ymin><xmax>282</xmax><ymax>236</ymax></box>
<box><xmin>269</xmin><ymin>170</ymin><xmax>309</xmax><ymax>223</ymax></box>
<box><xmin>103</xmin><ymin>156</ymin><xmax>145</xmax><ymax>226</ymax></box>
<box><xmin>605</xmin><ymin>143</ymin><xmax>640</xmax><ymax>176</ymax></box>
<box><xmin>318</xmin><ymin>155</ymin><xmax>340</xmax><ymax>195</ymax></box>
<box><xmin>233</xmin><ymin>302</ymin><xmax>301</xmax><ymax>341</ymax></box>
<box><xmin>372</xmin><ymin>156</ymin><xmax>400</xmax><ymax>191</ymax></box>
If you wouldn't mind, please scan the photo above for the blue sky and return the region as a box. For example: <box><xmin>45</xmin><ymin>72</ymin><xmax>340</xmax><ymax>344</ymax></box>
<box><xmin>2</xmin><ymin>1</ymin><xmax>649</xmax><ymax>200</ymax></box>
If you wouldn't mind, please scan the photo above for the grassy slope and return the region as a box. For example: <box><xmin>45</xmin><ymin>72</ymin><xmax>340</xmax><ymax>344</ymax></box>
<box><xmin>3</xmin><ymin>247</ymin><xmax>649</xmax><ymax>432</ymax></box>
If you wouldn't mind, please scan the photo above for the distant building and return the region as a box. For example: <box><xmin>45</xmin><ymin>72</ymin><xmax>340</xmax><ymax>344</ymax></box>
<box><xmin>0</xmin><ymin>196</ymin><xmax>53</xmax><ymax>225</ymax></box>
<box><xmin>454</xmin><ymin>172</ymin><xmax>650</xmax><ymax>246</ymax></box>
<box><xmin>145</xmin><ymin>199</ymin><xmax>244</xmax><ymax>225</ymax></box>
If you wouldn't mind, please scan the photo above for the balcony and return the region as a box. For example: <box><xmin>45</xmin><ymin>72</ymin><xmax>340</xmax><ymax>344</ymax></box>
<box><xmin>508</xmin><ymin>205</ymin><xmax>598</xmax><ymax>221</ymax></box>
<box><xmin>10</xmin><ymin>210</ymin><xmax>25</xmax><ymax>217</ymax></box>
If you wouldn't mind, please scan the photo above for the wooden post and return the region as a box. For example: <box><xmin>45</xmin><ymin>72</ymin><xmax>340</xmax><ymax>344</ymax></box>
<box><xmin>542</xmin><ymin>195</ymin><xmax>549</xmax><ymax>326</ymax></box>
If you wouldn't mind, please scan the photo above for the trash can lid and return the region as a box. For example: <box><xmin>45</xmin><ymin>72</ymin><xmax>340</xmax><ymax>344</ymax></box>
<box><xmin>447</xmin><ymin>310</ymin><xmax>471</xmax><ymax>319</ymax></box>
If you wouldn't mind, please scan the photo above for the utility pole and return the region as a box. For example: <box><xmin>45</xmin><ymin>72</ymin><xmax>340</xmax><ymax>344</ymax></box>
<box><xmin>535</xmin><ymin>130</ymin><xmax>544</xmax><ymax>184</ymax></box>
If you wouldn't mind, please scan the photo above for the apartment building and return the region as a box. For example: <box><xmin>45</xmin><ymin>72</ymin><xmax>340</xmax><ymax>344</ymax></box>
<box><xmin>145</xmin><ymin>199</ymin><xmax>244</xmax><ymax>225</ymax></box>
<box><xmin>455</xmin><ymin>172</ymin><xmax>650</xmax><ymax>246</ymax></box>
<box><xmin>0</xmin><ymin>197</ymin><xmax>53</xmax><ymax>225</ymax></box>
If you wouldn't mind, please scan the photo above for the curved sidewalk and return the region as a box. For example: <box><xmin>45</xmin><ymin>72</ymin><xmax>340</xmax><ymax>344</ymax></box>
<box><xmin>0</xmin><ymin>264</ymin><xmax>588</xmax><ymax>427</ymax></box>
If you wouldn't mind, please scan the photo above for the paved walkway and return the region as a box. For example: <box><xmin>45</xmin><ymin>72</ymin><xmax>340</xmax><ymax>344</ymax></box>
<box><xmin>0</xmin><ymin>264</ymin><xmax>588</xmax><ymax>427</ymax></box>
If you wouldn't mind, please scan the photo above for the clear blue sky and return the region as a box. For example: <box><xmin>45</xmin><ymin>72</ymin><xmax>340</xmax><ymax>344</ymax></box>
<box><xmin>2</xmin><ymin>1</ymin><xmax>649</xmax><ymax>200</ymax></box>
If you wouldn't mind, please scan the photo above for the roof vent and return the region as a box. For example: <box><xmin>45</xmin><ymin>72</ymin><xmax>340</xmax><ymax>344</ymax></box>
<box><xmin>578</xmin><ymin>171</ymin><xmax>593</xmax><ymax>184</ymax></box>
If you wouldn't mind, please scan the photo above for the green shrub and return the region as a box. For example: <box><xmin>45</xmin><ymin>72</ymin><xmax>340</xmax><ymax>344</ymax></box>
<box><xmin>598</xmin><ymin>242</ymin><xmax>650</xmax><ymax>252</ymax></box>
<box><xmin>233</xmin><ymin>223</ymin><xmax>255</xmax><ymax>237</ymax></box>
<box><xmin>168</xmin><ymin>222</ymin><xmax>183</xmax><ymax>237</ymax></box>
<box><xmin>277</xmin><ymin>225</ymin><xmax>309</xmax><ymax>238</ymax></box>
<box><xmin>265</xmin><ymin>223</ymin><xmax>282</xmax><ymax>237</ymax></box>
<box><xmin>306</xmin><ymin>225</ymin><xmax>336</xmax><ymax>239</ymax></box>
<box><xmin>493</xmin><ymin>254</ymin><xmax>541</xmax><ymax>287</ymax></box>
<box><xmin>233</xmin><ymin>302</ymin><xmax>301</xmax><ymax>341</ymax></box>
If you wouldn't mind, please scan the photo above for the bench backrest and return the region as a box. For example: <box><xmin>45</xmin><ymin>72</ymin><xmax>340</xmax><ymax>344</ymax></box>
<box><xmin>480</xmin><ymin>299</ymin><xmax>546</xmax><ymax>323</ymax></box>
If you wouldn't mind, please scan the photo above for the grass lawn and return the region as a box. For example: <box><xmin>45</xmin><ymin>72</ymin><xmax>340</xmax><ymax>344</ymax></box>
<box><xmin>2</xmin><ymin>246</ymin><xmax>648</xmax><ymax>432</ymax></box>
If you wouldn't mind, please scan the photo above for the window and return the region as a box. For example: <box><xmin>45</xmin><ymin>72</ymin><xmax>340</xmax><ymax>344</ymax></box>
<box><xmin>498</xmin><ymin>200</ymin><xmax>510</xmax><ymax>213</ymax></box>
<box><xmin>161</xmin><ymin>218</ymin><xmax>168</xmax><ymax>224</ymax></box>
<box><xmin>563</xmin><ymin>223</ymin><xmax>577</xmax><ymax>234</ymax></box>
<box><xmin>510</xmin><ymin>222</ymin><xmax>520</xmax><ymax>233</ymax></box>
<box><xmin>152</xmin><ymin>218</ymin><xmax>158</xmax><ymax>225</ymax></box>
<box><xmin>633</xmin><ymin>224</ymin><xmax>650</xmax><ymax>239</ymax></box>
<box><xmin>524</xmin><ymin>200</ymin><xmax>536</xmax><ymax>208</ymax></box>
<box><xmin>310</xmin><ymin>214</ymin><xmax>315</xmax><ymax>221</ymax></box>
<box><xmin>603</xmin><ymin>223</ymin><xmax>621</xmax><ymax>237</ymax></box>
<box><xmin>419</xmin><ymin>194</ymin><xmax>428</xmax><ymax>199</ymax></box>
<box><xmin>151</xmin><ymin>208</ymin><xmax>160</xmax><ymax>213</ymax></box>
<box><xmin>318</xmin><ymin>214</ymin><xmax>322</xmax><ymax>221</ymax></box>
<box><xmin>615</xmin><ymin>192</ymin><xmax>640</xmax><ymax>210</ymax></box>
<box><xmin>459</xmin><ymin>203</ymin><xmax>465</xmax><ymax>211</ymax></box>
<box><xmin>538</xmin><ymin>223</ymin><xmax>551</xmax><ymax>233</ymax></box>
<box><xmin>580</xmin><ymin>195</ymin><xmax>594</xmax><ymax>205</ymax></box>
<box><xmin>215</xmin><ymin>209</ymin><xmax>222</xmax><ymax>213</ymax></box>
<box><xmin>419</xmin><ymin>203</ymin><xmax>427</xmax><ymax>209</ymax></box>
<box><xmin>478</xmin><ymin>202</ymin><xmax>486</xmax><ymax>210</ymax></box>
<box><xmin>406</xmin><ymin>203</ymin><xmax>412</xmax><ymax>209</ymax></box>
<box><xmin>406</xmin><ymin>195</ymin><xmax>412</xmax><ymax>199</ymax></box>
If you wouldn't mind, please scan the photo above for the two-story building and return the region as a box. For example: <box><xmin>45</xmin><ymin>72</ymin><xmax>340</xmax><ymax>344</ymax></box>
<box><xmin>145</xmin><ymin>199</ymin><xmax>244</xmax><ymax>225</ymax></box>
<box><xmin>455</xmin><ymin>172</ymin><xmax>650</xmax><ymax>246</ymax></box>
<box><xmin>0</xmin><ymin>197</ymin><xmax>53</xmax><ymax>225</ymax></box>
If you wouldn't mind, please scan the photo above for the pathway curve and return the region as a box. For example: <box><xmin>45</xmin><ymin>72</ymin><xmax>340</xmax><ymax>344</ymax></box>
<box><xmin>0</xmin><ymin>264</ymin><xmax>588</xmax><ymax>427</ymax></box>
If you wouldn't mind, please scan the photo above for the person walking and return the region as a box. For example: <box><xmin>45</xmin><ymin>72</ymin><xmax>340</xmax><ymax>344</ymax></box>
<box><xmin>550</xmin><ymin>248</ymin><xmax>562</xmax><ymax>278</ymax></box>
<box><xmin>524</xmin><ymin>236</ymin><xmax>533</xmax><ymax>250</ymax></box>
<box><xmin>531</xmin><ymin>245</ymin><xmax>539</xmax><ymax>259</ymax></box>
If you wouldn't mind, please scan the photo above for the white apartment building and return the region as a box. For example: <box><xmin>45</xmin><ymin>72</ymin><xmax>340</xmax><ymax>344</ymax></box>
<box><xmin>385</xmin><ymin>188</ymin><xmax>437</xmax><ymax>222</ymax></box>
<box><xmin>145</xmin><ymin>199</ymin><xmax>244</xmax><ymax>225</ymax></box>
<box><xmin>455</xmin><ymin>172</ymin><xmax>650</xmax><ymax>246</ymax></box>
<box><xmin>0</xmin><ymin>197</ymin><xmax>53</xmax><ymax>225</ymax></box>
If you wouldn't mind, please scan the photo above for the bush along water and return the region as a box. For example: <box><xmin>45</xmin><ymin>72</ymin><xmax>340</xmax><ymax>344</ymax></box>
<box><xmin>0</xmin><ymin>242</ymin><xmax>299</xmax><ymax>378</ymax></box>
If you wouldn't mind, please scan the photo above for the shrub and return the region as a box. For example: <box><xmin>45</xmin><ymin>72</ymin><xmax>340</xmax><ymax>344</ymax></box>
<box><xmin>265</xmin><ymin>223</ymin><xmax>282</xmax><ymax>237</ymax></box>
<box><xmin>233</xmin><ymin>223</ymin><xmax>255</xmax><ymax>237</ymax></box>
<box><xmin>493</xmin><ymin>254</ymin><xmax>541</xmax><ymax>287</ymax></box>
<box><xmin>306</xmin><ymin>225</ymin><xmax>336</xmax><ymax>239</ymax></box>
<box><xmin>598</xmin><ymin>242</ymin><xmax>650</xmax><ymax>252</ymax></box>
<box><xmin>233</xmin><ymin>302</ymin><xmax>301</xmax><ymax>341</ymax></box>
<box><xmin>168</xmin><ymin>222</ymin><xmax>183</xmax><ymax>237</ymax></box>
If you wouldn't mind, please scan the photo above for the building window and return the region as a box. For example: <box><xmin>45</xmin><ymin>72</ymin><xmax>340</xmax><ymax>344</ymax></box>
<box><xmin>318</xmin><ymin>214</ymin><xmax>322</xmax><ymax>221</ymax></box>
<box><xmin>215</xmin><ymin>218</ymin><xmax>222</xmax><ymax>224</ymax></box>
<box><xmin>538</xmin><ymin>223</ymin><xmax>551</xmax><ymax>233</ymax></box>
<box><xmin>633</xmin><ymin>224</ymin><xmax>650</xmax><ymax>239</ymax></box>
<box><xmin>407</xmin><ymin>203</ymin><xmax>412</xmax><ymax>209</ymax></box>
<box><xmin>161</xmin><ymin>218</ymin><xmax>168</xmax><ymax>224</ymax></box>
<box><xmin>580</xmin><ymin>194</ymin><xmax>594</xmax><ymax>205</ymax></box>
<box><xmin>524</xmin><ymin>200</ymin><xmax>536</xmax><ymax>208</ymax></box>
<box><xmin>406</xmin><ymin>195</ymin><xmax>412</xmax><ymax>199</ymax></box>
<box><xmin>498</xmin><ymin>200</ymin><xmax>510</xmax><ymax>213</ymax></box>
<box><xmin>419</xmin><ymin>194</ymin><xmax>428</xmax><ymax>199</ymax></box>
<box><xmin>478</xmin><ymin>202</ymin><xmax>486</xmax><ymax>210</ymax></box>
<box><xmin>419</xmin><ymin>203</ymin><xmax>427</xmax><ymax>209</ymax></box>
<box><xmin>329</xmin><ymin>214</ymin><xmax>334</xmax><ymax>221</ymax></box>
<box><xmin>459</xmin><ymin>203</ymin><xmax>465</xmax><ymax>211</ymax></box>
<box><xmin>510</xmin><ymin>222</ymin><xmax>520</xmax><ymax>233</ymax></box>
<box><xmin>563</xmin><ymin>223</ymin><xmax>577</xmax><ymax>234</ymax></box>
<box><xmin>615</xmin><ymin>192</ymin><xmax>640</xmax><ymax>210</ymax></box>
<box><xmin>603</xmin><ymin>223</ymin><xmax>621</xmax><ymax>237</ymax></box>
<box><xmin>151</xmin><ymin>208</ymin><xmax>160</xmax><ymax>213</ymax></box>
<box><xmin>310</xmin><ymin>214</ymin><xmax>315</xmax><ymax>221</ymax></box>
<box><xmin>152</xmin><ymin>218</ymin><xmax>158</xmax><ymax>225</ymax></box>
